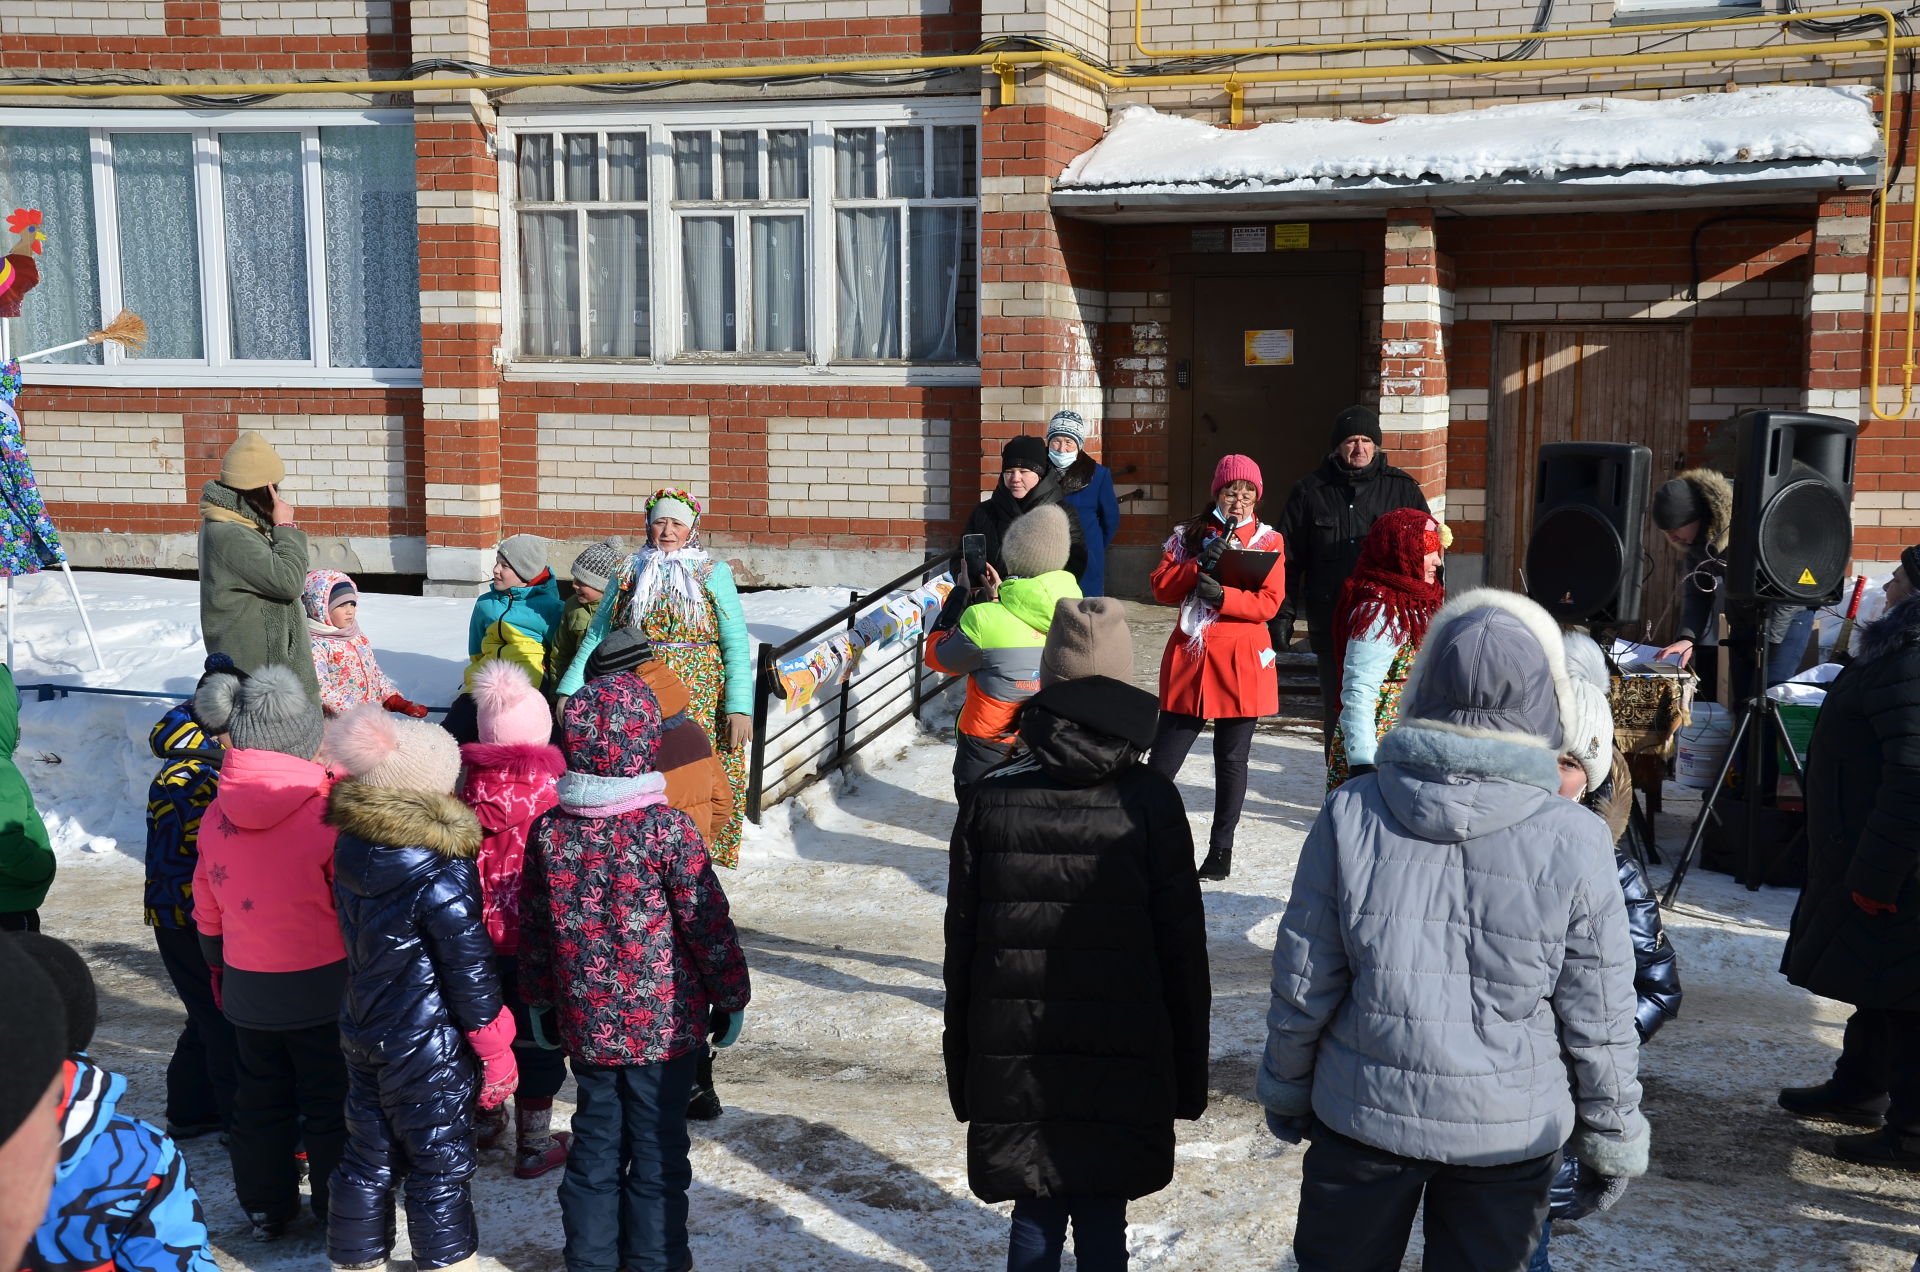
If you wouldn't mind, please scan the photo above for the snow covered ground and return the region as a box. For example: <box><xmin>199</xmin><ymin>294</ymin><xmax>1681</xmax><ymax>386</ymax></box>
<box><xmin>17</xmin><ymin>572</ymin><xmax>1920</xmax><ymax>1270</ymax></box>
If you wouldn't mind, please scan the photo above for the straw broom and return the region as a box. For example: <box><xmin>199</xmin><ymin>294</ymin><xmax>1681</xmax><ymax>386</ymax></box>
<box><xmin>15</xmin><ymin>309</ymin><xmax>148</xmax><ymax>362</ymax></box>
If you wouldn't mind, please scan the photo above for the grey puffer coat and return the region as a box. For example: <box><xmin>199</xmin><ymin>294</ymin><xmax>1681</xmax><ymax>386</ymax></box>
<box><xmin>1259</xmin><ymin>587</ymin><xmax>1649</xmax><ymax>1175</ymax></box>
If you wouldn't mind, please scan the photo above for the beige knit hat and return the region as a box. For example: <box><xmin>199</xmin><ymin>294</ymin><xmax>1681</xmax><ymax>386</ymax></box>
<box><xmin>220</xmin><ymin>431</ymin><xmax>285</xmax><ymax>491</ymax></box>
<box><xmin>328</xmin><ymin>704</ymin><xmax>463</xmax><ymax>794</ymax></box>
<box><xmin>1039</xmin><ymin>596</ymin><xmax>1133</xmax><ymax>687</ymax></box>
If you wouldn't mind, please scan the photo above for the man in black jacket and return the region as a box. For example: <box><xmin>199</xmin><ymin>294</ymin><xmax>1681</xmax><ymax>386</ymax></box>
<box><xmin>1271</xmin><ymin>405</ymin><xmax>1430</xmax><ymax>740</ymax></box>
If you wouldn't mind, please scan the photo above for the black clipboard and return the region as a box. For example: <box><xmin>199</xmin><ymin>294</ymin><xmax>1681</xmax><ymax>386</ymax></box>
<box><xmin>1216</xmin><ymin>549</ymin><xmax>1280</xmax><ymax>591</ymax></box>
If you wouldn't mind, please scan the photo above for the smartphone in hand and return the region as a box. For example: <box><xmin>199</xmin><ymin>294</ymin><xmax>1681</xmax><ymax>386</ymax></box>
<box><xmin>961</xmin><ymin>533</ymin><xmax>988</xmax><ymax>588</ymax></box>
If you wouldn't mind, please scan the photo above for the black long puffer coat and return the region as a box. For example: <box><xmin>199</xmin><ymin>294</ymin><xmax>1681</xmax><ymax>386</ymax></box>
<box><xmin>942</xmin><ymin>675</ymin><xmax>1210</xmax><ymax>1203</ymax></box>
<box><xmin>1785</xmin><ymin>592</ymin><xmax>1920</xmax><ymax>1010</ymax></box>
<box><xmin>326</xmin><ymin>780</ymin><xmax>501</xmax><ymax>1271</ymax></box>
<box><xmin>958</xmin><ymin>467</ymin><xmax>1089</xmax><ymax>582</ymax></box>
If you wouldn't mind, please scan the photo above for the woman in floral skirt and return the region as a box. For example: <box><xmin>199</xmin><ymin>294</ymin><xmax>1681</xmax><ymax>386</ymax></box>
<box><xmin>1325</xmin><ymin>507</ymin><xmax>1446</xmax><ymax>791</ymax></box>
<box><xmin>553</xmin><ymin>488</ymin><xmax>752</xmax><ymax>867</ymax></box>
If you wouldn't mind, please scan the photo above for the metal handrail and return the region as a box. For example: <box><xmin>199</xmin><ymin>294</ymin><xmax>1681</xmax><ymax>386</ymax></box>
<box><xmin>745</xmin><ymin>552</ymin><xmax>960</xmax><ymax>822</ymax></box>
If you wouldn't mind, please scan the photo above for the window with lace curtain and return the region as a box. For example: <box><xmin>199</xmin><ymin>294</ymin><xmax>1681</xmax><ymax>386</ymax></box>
<box><xmin>0</xmin><ymin>114</ymin><xmax>420</xmax><ymax>382</ymax></box>
<box><xmin>505</xmin><ymin>100</ymin><xmax>978</xmax><ymax>379</ymax></box>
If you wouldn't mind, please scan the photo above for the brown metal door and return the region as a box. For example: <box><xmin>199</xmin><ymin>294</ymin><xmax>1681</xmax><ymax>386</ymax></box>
<box><xmin>1170</xmin><ymin>253</ymin><xmax>1364</xmax><ymax>521</ymax></box>
<box><xmin>1490</xmin><ymin>324</ymin><xmax>1690</xmax><ymax>638</ymax></box>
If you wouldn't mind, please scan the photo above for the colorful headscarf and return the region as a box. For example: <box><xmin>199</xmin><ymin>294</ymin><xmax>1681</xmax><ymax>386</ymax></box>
<box><xmin>303</xmin><ymin>569</ymin><xmax>361</xmax><ymax>638</ymax></box>
<box><xmin>612</xmin><ymin>488</ymin><xmax>715</xmax><ymax>633</ymax></box>
<box><xmin>1331</xmin><ymin>508</ymin><xmax>1447</xmax><ymax>694</ymax></box>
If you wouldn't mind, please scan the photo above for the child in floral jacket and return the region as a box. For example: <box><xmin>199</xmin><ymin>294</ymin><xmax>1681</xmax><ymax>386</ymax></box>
<box><xmin>303</xmin><ymin>570</ymin><xmax>428</xmax><ymax>719</ymax></box>
<box><xmin>521</xmin><ymin>671</ymin><xmax>749</xmax><ymax>1272</ymax></box>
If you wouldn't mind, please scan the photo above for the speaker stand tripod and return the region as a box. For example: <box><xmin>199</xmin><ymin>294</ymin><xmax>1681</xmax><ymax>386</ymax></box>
<box><xmin>1659</xmin><ymin>638</ymin><xmax>1807</xmax><ymax>908</ymax></box>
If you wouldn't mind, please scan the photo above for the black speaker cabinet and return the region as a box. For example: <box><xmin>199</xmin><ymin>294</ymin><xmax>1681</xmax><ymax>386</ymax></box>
<box><xmin>1724</xmin><ymin>411</ymin><xmax>1856</xmax><ymax>607</ymax></box>
<box><xmin>1525</xmin><ymin>442</ymin><xmax>1653</xmax><ymax>623</ymax></box>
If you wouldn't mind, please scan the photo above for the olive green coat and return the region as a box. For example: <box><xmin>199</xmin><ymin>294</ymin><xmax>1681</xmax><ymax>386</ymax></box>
<box><xmin>197</xmin><ymin>481</ymin><xmax>320</xmax><ymax>704</ymax></box>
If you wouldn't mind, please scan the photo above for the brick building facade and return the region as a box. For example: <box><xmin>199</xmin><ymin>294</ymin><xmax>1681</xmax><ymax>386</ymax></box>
<box><xmin>1</xmin><ymin>0</ymin><xmax>1914</xmax><ymax>626</ymax></box>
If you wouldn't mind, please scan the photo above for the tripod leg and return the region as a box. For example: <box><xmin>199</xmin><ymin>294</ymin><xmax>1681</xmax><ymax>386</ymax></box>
<box><xmin>1661</xmin><ymin>704</ymin><xmax>1753</xmax><ymax>909</ymax></box>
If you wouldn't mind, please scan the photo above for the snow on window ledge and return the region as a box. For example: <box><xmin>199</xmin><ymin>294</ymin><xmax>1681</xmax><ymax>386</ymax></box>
<box><xmin>1611</xmin><ymin>0</ymin><xmax>1760</xmax><ymax>20</ymax></box>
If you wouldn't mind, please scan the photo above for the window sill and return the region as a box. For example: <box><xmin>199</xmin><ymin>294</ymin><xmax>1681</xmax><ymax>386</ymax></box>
<box><xmin>505</xmin><ymin>361</ymin><xmax>981</xmax><ymax>387</ymax></box>
<box><xmin>15</xmin><ymin>366</ymin><xmax>425</xmax><ymax>390</ymax></box>
<box><xmin>1611</xmin><ymin>1</ymin><xmax>1759</xmax><ymax>23</ymax></box>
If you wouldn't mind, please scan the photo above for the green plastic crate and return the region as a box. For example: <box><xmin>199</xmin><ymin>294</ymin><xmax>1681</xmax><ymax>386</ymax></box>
<box><xmin>1775</xmin><ymin>702</ymin><xmax>1819</xmax><ymax>774</ymax></box>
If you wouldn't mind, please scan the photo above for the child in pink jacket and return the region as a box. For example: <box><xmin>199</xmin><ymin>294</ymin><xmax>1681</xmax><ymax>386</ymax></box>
<box><xmin>189</xmin><ymin>662</ymin><xmax>347</xmax><ymax>1239</ymax></box>
<box><xmin>459</xmin><ymin>660</ymin><xmax>568</xmax><ymax>1178</ymax></box>
<box><xmin>304</xmin><ymin>570</ymin><xmax>428</xmax><ymax>719</ymax></box>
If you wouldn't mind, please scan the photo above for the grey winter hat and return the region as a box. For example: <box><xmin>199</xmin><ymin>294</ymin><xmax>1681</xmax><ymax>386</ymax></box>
<box><xmin>198</xmin><ymin>664</ymin><xmax>324</xmax><ymax>759</ymax></box>
<box><xmin>1002</xmin><ymin>504</ymin><xmax>1072</xmax><ymax>579</ymax></box>
<box><xmin>1046</xmin><ymin>409</ymin><xmax>1090</xmax><ymax>447</ymax></box>
<box><xmin>1397</xmin><ymin>588</ymin><xmax>1576</xmax><ymax>755</ymax></box>
<box><xmin>1040</xmin><ymin>597</ymin><xmax>1133</xmax><ymax>687</ymax></box>
<box><xmin>585</xmin><ymin>628</ymin><xmax>657</xmax><ymax>682</ymax></box>
<box><xmin>1650</xmin><ymin>476</ymin><xmax>1708</xmax><ymax>532</ymax></box>
<box><xmin>497</xmin><ymin>534</ymin><xmax>548</xmax><ymax>584</ymax></box>
<box><xmin>570</xmin><ymin>537</ymin><xmax>624</xmax><ymax>594</ymax></box>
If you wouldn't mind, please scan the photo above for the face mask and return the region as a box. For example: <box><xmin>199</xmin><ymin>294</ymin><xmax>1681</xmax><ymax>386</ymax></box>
<box><xmin>1047</xmin><ymin>448</ymin><xmax>1075</xmax><ymax>470</ymax></box>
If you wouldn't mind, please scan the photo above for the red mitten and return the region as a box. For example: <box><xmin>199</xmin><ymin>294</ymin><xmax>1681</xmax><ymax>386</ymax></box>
<box><xmin>466</xmin><ymin>1009</ymin><xmax>519</xmax><ymax>1110</ymax></box>
<box><xmin>382</xmin><ymin>693</ymin><xmax>430</xmax><ymax>719</ymax></box>
<box><xmin>209</xmin><ymin>965</ymin><xmax>224</xmax><ymax>1010</ymax></box>
<box><xmin>1853</xmin><ymin>891</ymin><xmax>1899</xmax><ymax>917</ymax></box>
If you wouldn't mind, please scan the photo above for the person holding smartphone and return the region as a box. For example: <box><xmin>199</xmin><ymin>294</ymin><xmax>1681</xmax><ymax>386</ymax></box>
<box><xmin>196</xmin><ymin>431</ymin><xmax>322</xmax><ymax>707</ymax></box>
<box><xmin>1147</xmin><ymin>454</ymin><xmax>1285</xmax><ymax>881</ymax></box>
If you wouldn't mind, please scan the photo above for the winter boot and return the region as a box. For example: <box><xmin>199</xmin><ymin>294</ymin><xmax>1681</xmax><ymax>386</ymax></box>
<box><xmin>687</xmin><ymin>1048</ymin><xmax>722</xmax><ymax>1122</ymax></box>
<box><xmin>1197</xmin><ymin>844</ymin><xmax>1232</xmax><ymax>882</ymax></box>
<box><xmin>475</xmin><ymin>1100</ymin><xmax>510</xmax><ymax>1151</ymax></box>
<box><xmin>1832</xmin><ymin>1124</ymin><xmax>1920</xmax><ymax>1170</ymax></box>
<box><xmin>247</xmin><ymin>1209</ymin><xmax>296</xmax><ymax>1242</ymax></box>
<box><xmin>1779</xmin><ymin>1081</ymin><xmax>1891</xmax><ymax>1127</ymax></box>
<box><xmin>513</xmin><ymin>1098</ymin><xmax>573</xmax><ymax>1180</ymax></box>
<box><xmin>419</xmin><ymin>1258</ymin><xmax>479</xmax><ymax>1272</ymax></box>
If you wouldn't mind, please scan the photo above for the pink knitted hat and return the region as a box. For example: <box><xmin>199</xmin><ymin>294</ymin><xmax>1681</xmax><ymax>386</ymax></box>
<box><xmin>473</xmin><ymin>660</ymin><xmax>552</xmax><ymax>747</ymax></box>
<box><xmin>1211</xmin><ymin>453</ymin><xmax>1263</xmax><ymax>498</ymax></box>
<box><xmin>328</xmin><ymin>704</ymin><xmax>462</xmax><ymax>794</ymax></box>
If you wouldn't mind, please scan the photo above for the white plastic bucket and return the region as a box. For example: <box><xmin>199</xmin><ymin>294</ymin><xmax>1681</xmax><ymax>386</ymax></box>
<box><xmin>1675</xmin><ymin>700</ymin><xmax>1733</xmax><ymax>789</ymax></box>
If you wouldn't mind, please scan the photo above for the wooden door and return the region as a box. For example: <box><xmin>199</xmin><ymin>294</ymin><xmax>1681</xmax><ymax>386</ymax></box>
<box><xmin>1490</xmin><ymin>324</ymin><xmax>1690</xmax><ymax>640</ymax></box>
<box><xmin>1170</xmin><ymin>253</ymin><xmax>1364</xmax><ymax>521</ymax></box>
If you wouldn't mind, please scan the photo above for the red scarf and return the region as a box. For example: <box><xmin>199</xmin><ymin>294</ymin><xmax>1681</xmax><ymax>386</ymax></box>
<box><xmin>1331</xmin><ymin>508</ymin><xmax>1446</xmax><ymax>695</ymax></box>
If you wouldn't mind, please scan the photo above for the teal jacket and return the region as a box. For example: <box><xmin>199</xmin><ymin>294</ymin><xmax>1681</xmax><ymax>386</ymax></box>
<box><xmin>0</xmin><ymin>663</ymin><xmax>54</xmax><ymax>913</ymax></box>
<box><xmin>556</xmin><ymin>560</ymin><xmax>751</xmax><ymax>717</ymax></box>
<box><xmin>465</xmin><ymin>575</ymin><xmax>565</xmax><ymax>692</ymax></box>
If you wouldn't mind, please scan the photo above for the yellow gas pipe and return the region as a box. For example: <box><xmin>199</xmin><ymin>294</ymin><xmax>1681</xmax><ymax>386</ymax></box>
<box><xmin>0</xmin><ymin>8</ymin><xmax>1914</xmax><ymax>415</ymax></box>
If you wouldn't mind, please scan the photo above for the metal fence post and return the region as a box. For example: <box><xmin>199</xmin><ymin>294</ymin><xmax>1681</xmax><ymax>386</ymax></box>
<box><xmin>833</xmin><ymin>591</ymin><xmax>861</xmax><ymax>769</ymax></box>
<box><xmin>744</xmin><ymin>641</ymin><xmax>775</xmax><ymax>825</ymax></box>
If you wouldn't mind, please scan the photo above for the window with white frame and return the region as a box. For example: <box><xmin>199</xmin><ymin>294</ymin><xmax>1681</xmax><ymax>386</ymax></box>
<box><xmin>506</xmin><ymin>102</ymin><xmax>978</xmax><ymax>371</ymax></box>
<box><xmin>0</xmin><ymin>115</ymin><xmax>420</xmax><ymax>379</ymax></box>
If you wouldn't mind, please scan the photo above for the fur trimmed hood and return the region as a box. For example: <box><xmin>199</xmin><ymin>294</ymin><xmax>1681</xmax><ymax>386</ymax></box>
<box><xmin>1394</xmin><ymin>587</ymin><xmax>1576</xmax><ymax>758</ymax></box>
<box><xmin>326</xmin><ymin>780</ymin><xmax>481</xmax><ymax>861</ymax></box>
<box><xmin>1676</xmin><ymin>467</ymin><xmax>1734</xmax><ymax>552</ymax></box>
<box><xmin>1854</xmin><ymin>591</ymin><xmax>1920</xmax><ymax>666</ymax></box>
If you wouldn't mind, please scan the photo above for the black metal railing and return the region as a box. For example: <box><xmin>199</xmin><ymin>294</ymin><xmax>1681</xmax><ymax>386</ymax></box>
<box><xmin>744</xmin><ymin>553</ymin><xmax>958</xmax><ymax>822</ymax></box>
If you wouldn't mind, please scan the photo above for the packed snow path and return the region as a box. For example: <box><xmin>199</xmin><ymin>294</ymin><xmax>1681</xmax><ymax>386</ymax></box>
<box><xmin>15</xmin><ymin>573</ymin><xmax>1920</xmax><ymax>1270</ymax></box>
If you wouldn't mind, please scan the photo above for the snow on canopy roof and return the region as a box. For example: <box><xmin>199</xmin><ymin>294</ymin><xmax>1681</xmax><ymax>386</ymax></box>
<box><xmin>1055</xmin><ymin>86</ymin><xmax>1878</xmax><ymax>193</ymax></box>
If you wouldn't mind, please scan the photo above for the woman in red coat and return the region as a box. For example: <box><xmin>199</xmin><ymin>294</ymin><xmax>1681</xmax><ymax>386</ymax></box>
<box><xmin>1147</xmin><ymin>454</ymin><xmax>1285</xmax><ymax>881</ymax></box>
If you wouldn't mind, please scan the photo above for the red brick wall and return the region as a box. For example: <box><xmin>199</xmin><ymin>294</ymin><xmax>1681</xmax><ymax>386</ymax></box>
<box><xmin>489</xmin><ymin>0</ymin><xmax>979</xmax><ymax>62</ymax></box>
<box><xmin>6</xmin><ymin>0</ymin><xmax>410</xmax><ymax>73</ymax></box>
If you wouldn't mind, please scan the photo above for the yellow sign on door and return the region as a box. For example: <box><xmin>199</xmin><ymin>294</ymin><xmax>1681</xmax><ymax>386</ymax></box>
<box><xmin>1272</xmin><ymin>223</ymin><xmax>1310</xmax><ymax>250</ymax></box>
<box><xmin>1244</xmin><ymin>329</ymin><xmax>1295</xmax><ymax>366</ymax></box>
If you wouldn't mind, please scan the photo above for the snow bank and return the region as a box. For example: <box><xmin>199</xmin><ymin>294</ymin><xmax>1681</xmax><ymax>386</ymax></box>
<box><xmin>1056</xmin><ymin>86</ymin><xmax>1878</xmax><ymax>193</ymax></box>
<box><xmin>7</xmin><ymin>571</ymin><xmax>855</xmax><ymax>867</ymax></box>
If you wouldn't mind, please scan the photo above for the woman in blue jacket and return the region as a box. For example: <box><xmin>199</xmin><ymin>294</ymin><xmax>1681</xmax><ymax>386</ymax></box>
<box><xmin>1047</xmin><ymin>411</ymin><xmax>1121</xmax><ymax>597</ymax></box>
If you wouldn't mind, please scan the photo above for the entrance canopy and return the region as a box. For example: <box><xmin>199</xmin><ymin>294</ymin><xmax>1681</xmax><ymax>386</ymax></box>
<box><xmin>1052</xmin><ymin>86</ymin><xmax>1880</xmax><ymax>220</ymax></box>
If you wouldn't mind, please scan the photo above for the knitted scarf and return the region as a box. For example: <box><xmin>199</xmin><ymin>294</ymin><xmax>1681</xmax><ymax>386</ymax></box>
<box><xmin>1330</xmin><ymin>507</ymin><xmax>1446</xmax><ymax>694</ymax></box>
<box><xmin>1164</xmin><ymin>512</ymin><xmax>1279</xmax><ymax>658</ymax></box>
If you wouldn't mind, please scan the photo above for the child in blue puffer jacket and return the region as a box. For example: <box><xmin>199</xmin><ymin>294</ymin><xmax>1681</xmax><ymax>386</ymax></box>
<box><xmin>1530</xmin><ymin>637</ymin><xmax>1683</xmax><ymax>1272</ymax></box>
<box><xmin>443</xmin><ymin>536</ymin><xmax>563</xmax><ymax>744</ymax></box>
<box><xmin>324</xmin><ymin>704</ymin><xmax>518</xmax><ymax>1272</ymax></box>
<box><xmin>14</xmin><ymin>931</ymin><xmax>219</xmax><ymax>1272</ymax></box>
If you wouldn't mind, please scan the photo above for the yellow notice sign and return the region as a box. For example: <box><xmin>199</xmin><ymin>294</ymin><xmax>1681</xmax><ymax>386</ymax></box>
<box><xmin>1273</xmin><ymin>223</ymin><xmax>1310</xmax><ymax>250</ymax></box>
<box><xmin>1798</xmin><ymin>568</ymin><xmax>1817</xmax><ymax>585</ymax></box>
<box><xmin>1244</xmin><ymin>329</ymin><xmax>1295</xmax><ymax>365</ymax></box>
